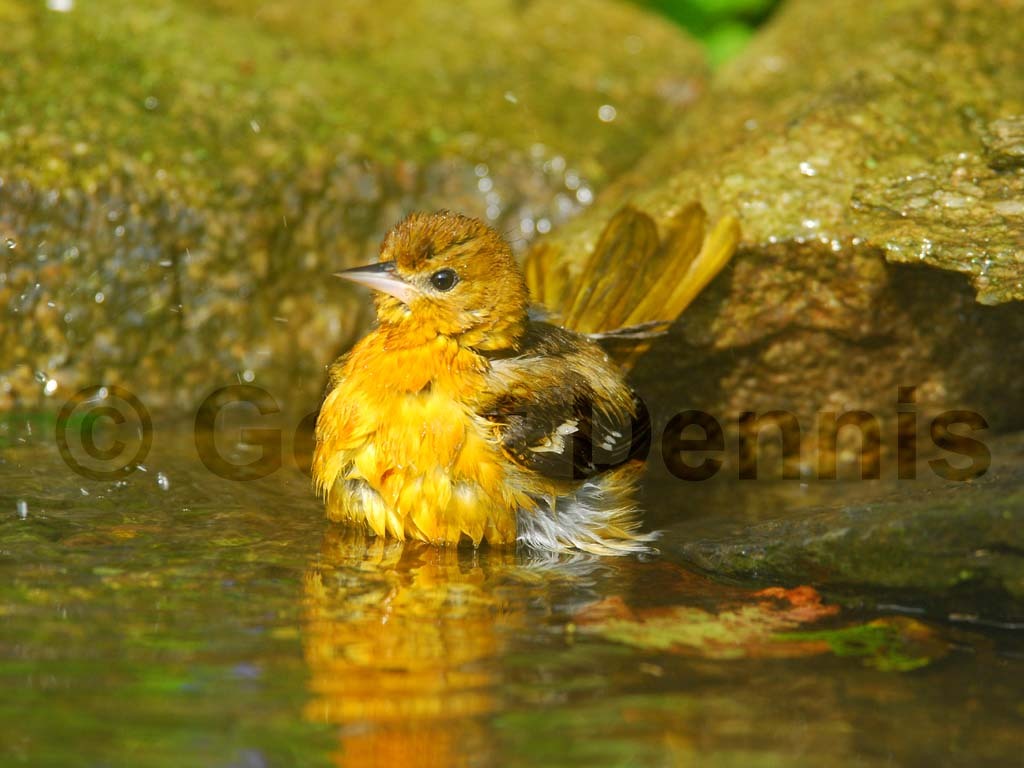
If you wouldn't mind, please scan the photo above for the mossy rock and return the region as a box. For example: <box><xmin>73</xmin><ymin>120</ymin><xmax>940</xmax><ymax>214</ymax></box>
<box><xmin>0</xmin><ymin>0</ymin><xmax>706</xmax><ymax>413</ymax></box>
<box><xmin>538</xmin><ymin>0</ymin><xmax>1024</xmax><ymax>472</ymax></box>
<box><xmin>663</xmin><ymin>439</ymin><xmax>1024</xmax><ymax>622</ymax></box>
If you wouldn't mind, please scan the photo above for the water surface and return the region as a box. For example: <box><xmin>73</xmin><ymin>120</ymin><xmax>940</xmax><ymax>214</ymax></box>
<box><xmin>2</xmin><ymin>429</ymin><xmax>1022</xmax><ymax>767</ymax></box>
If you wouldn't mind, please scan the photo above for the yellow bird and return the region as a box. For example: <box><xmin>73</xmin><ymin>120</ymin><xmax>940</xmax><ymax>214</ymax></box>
<box><xmin>312</xmin><ymin>207</ymin><xmax>738</xmax><ymax>554</ymax></box>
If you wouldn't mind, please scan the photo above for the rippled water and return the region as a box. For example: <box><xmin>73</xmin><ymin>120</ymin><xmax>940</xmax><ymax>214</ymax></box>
<box><xmin>2</xmin><ymin>426</ymin><xmax>1023</xmax><ymax>768</ymax></box>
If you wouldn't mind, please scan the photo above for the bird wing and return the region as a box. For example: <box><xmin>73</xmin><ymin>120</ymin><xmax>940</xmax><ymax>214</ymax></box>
<box><xmin>489</xmin><ymin>389</ymin><xmax>651</xmax><ymax>484</ymax></box>
<box><xmin>482</xmin><ymin>324</ymin><xmax>651</xmax><ymax>484</ymax></box>
<box><xmin>523</xmin><ymin>202</ymin><xmax>740</xmax><ymax>370</ymax></box>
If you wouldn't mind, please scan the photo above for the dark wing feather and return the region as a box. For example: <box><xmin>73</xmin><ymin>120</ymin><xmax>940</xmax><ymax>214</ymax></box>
<box><xmin>482</xmin><ymin>323</ymin><xmax>651</xmax><ymax>483</ymax></box>
<box><xmin>486</xmin><ymin>388</ymin><xmax>650</xmax><ymax>483</ymax></box>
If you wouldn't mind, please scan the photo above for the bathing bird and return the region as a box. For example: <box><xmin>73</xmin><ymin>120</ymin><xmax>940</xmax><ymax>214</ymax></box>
<box><xmin>312</xmin><ymin>208</ymin><xmax>738</xmax><ymax>554</ymax></box>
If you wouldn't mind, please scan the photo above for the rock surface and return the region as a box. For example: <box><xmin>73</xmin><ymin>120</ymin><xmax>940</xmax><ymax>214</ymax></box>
<box><xmin>535</xmin><ymin>0</ymin><xmax>1024</xmax><ymax>471</ymax></box>
<box><xmin>0</xmin><ymin>0</ymin><xmax>706</xmax><ymax>413</ymax></box>
<box><xmin>662</xmin><ymin>437</ymin><xmax>1024</xmax><ymax>622</ymax></box>
<box><xmin>571</xmin><ymin>0</ymin><xmax>1024</xmax><ymax>304</ymax></box>
<box><xmin>520</xmin><ymin>0</ymin><xmax>1024</xmax><ymax>620</ymax></box>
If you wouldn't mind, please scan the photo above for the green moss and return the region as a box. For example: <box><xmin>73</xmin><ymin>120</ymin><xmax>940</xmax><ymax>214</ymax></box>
<box><xmin>0</xmin><ymin>0</ymin><xmax>705</xmax><ymax>191</ymax></box>
<box><xmin>777</xmin><ymin>618</ymin><xmax>945</xmax><ymax>672</ymax></box>
<box><xmin>634</xmin><ymin>0</ymin><xmax>779</xmax><ymax>65</ymax></box>
<box><xmin>0</xmin><ymin>0</ymin><xmax>706</xmax><ymax>414</ymax></box>
<box><xmin>667</xmin><ymin>451</ymin><xmax>1024</xmax><ymax>619</ymax></box>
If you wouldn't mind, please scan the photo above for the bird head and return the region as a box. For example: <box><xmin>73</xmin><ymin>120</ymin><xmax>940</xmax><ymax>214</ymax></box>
<box><xmin>337</xmin><ymin>211</ymin><xmax>530</xmax><ymax>350</ymax></box>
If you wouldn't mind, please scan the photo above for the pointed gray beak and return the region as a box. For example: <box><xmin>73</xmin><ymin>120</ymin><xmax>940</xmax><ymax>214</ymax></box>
<box><xmin>334</xmin><ymin>261</ymin><xmax>418</xmax><ymax>305</ymax></box>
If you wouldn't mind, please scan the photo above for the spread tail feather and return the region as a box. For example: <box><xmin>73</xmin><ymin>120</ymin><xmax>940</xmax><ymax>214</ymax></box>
<box><xmin>524</xmin><ymin>202</ymin><xmax>740</xmax><ymax>370</ymax></box>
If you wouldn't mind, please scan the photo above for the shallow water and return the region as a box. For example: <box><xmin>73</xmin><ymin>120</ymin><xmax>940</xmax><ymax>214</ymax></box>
<box><xmin>2</xmin><ymin>426</ymin><xmax>1023</xmax><ymax>768</ymax></box>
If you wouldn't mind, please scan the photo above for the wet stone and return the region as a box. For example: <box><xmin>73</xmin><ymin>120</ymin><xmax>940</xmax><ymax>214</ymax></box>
<box><xmin>535</xmin><ymin>0</ymin><xmax>1024</xmax><ymax>475</ymax></box>
<box><xmin>851</xmin><ymin>151</ymin><xmax>1024</xmax><ymax>305</ymax></box>
<box><xmin>662</xmin><ymin>439</ymin><xmax>1024</xmax><ymax>624</ymax></box>
<box><xmin>0</xmin><ymin>0</ymin><xmax>707</xmax><ymax>415</ymax></box>
<box><xmin>983</xmin><ymin>116</ymin><xmax>1024</xmax><ymax>171</ymax></box>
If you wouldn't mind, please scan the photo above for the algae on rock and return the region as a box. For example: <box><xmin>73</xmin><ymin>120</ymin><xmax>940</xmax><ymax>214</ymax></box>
<box><xmin>0</xmin><ymin>0</ymin><xmax>707</xmax><ymax>413</ymax></box>
<box><xmin>533</xmin><ymin>0</ymin><xmax>1024</xmax><ymax>472</ymax></box>
<box><xmin>664</xmin><ymin>436</ymin><xmax>1024</xmax><ymax>621</ymax></box>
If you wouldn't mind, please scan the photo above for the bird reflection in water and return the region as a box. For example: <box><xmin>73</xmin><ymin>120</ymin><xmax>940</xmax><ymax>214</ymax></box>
<box><xmin>301</xmin><ymin>527</ymin><xmax>607</xmax><ymax>767</ymax></box>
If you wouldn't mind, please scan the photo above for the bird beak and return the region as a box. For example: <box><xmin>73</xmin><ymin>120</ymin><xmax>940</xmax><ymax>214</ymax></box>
<box><xmin>334</xmin><ymin>261</ymin><xmax>419</xmax><ymax>305</ymax></box>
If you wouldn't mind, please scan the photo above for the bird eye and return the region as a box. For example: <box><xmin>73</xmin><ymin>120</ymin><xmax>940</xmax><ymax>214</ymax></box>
<box><xmin>429</xmin><ymin>268</ymin><xmax>459</xmax><ymax>291</ymax></box>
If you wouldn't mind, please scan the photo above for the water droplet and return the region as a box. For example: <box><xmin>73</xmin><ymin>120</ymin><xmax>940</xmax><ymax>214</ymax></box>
<box><xmin>536</xmin><ymin>218</ymin><xmax>552</xmax><ymax>234</ymax></box>
<box><xmin>477</xmin><ymin>177</ymin><xmax>493</xmax><ymax>193</ymax></box>
<box><xmin>250</xmin><ymin>119</ymin><xmax>261</xmax><ymax>133</ymax></box>
<box><xmin>917</xmin><ymin>238</ymin><xmax>933</xmax><ymax>260</ymax></box>
<box><xmin>5</xmin><ymin>238</ymin><xmax>15</xmax><ymax>250</ymax></box>
<box><xmin>993</xmin><ymin>200</ymin><xmax>1024</xmax><ymax>216</ymax></box>
<box><xmin>474</xmin><ymin>163</ymin><xmax>489</xmax><ymax>178</ymax></box>
<box><xmin>576</xmin><ymin>187</ymin><xmax>594</xmax><ymax>205</ymax></box>
<box><xmin>503</xmin><ymin>91</ymin><xmax>518</xmax><ymax>104</ymax></box>
<box><xmin>242</xmin><ymin>369</ymin><xmax>255</xmax><ymax>383</ymax></box>
<box><xmin>95</xmin><ymin>291</ymin><xmax>105</xmax><ymax>304</ymax></box>
<box><xmin>46</xmin><ymin>0</ymin><xmax>73</xmax><ymax>12</ymax></box>
<box><xmin>798</xmin><ymin>161</ymin><xmax>817</xmax><ymax>177</ymax></box>
<box><xmin>598</xmin><ymin>104</ymin><xmax>617</xmax><ymax>123</ymax></box>
<box><xmin>156</xmin><ymin>472</ymin><xmax>170</xmax><ymax>491</ymax></box>
<box><xmin>16</xmin><ymin>500</ymin><xmax>27</xmax><ymax>519</ymax></box>
<box><xmin>144</xmin><ymin>96</ymin><xmax>159</xmax><ymax>111</ymax></box>
<box><xmin>44</xmin><ymin>378</ymin><xmax>58</xmax><ymax>396</ymax></box>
